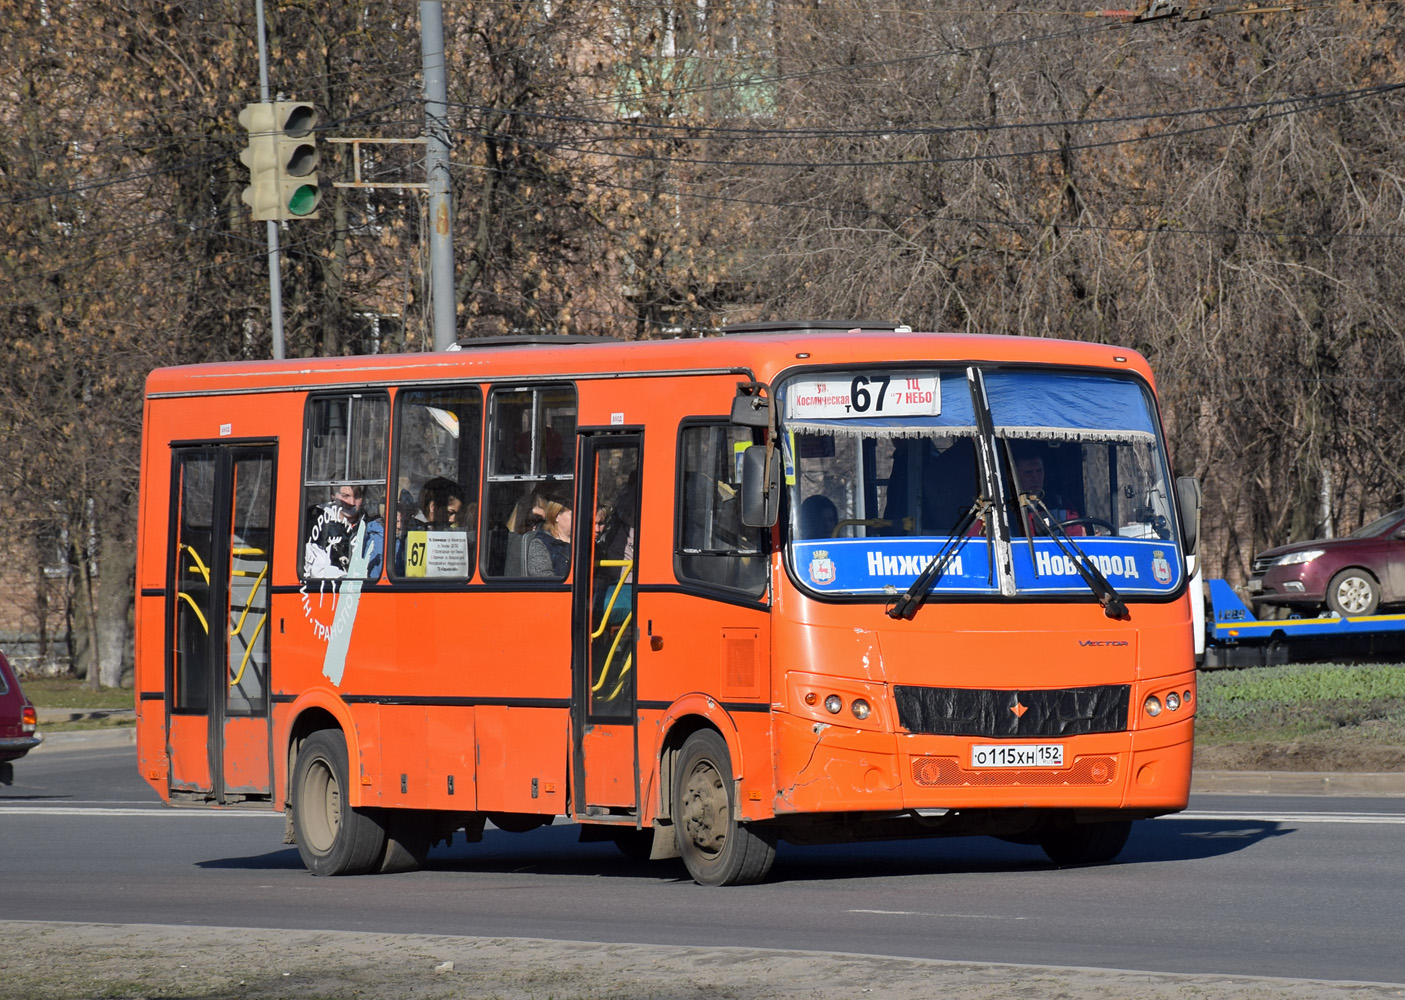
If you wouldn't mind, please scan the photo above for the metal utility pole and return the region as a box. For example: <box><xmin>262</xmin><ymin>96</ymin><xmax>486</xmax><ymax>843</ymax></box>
<box><xmin>421</xmin><ymin>2</ymin><xmax>457</xmax><ymax>351</ymax></box>
<box><xmin>254</xmin><ymin>0</ymin><xmax>286</xmax><ymax>360</ymax></box>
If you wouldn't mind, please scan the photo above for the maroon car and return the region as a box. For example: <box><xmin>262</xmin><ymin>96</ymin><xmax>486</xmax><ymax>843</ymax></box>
<box><xmin>1248</xmin><ymin>507</ymin><xmax>1405</xmax><ymax>617</ymax></box>
<box><xmin>0</xmin><ymin>650</ymin><xmax>42</xmax><ymax>785</ymax></box>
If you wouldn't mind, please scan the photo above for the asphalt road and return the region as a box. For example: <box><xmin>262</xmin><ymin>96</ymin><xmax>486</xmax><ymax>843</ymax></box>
<box><xmin>4</xmin><ymin>737</ymin><xmax>1405</xmax><ymax>988</ymax></box>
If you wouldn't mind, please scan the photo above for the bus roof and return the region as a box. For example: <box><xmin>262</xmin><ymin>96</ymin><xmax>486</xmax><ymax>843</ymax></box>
<box><xmin>144</xmin><ymin>330</ymin><xmax>1154</xmax><ymax>399</ymax></box>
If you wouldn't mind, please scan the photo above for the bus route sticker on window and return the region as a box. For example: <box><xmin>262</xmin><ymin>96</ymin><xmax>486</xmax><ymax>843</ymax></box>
<box><xmin>786</xmin><ymin>374</ymin><xmax>940</xmax><ymax>419</ymax></box>
<box><xmin>404</xmin><ymin>529</ymin><xmax>469</xmax><ymax>578</ymax></box>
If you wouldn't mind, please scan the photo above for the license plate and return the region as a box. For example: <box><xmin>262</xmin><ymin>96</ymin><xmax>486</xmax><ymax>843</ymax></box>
<box><xmin>970</xmin><ymin>743</ymin><xmax>1064</xmax><ymax>768</ymax></box>
<box><xmin>1247</xmin><ymin>578</ymin><xmax>1263</xmax><ymax>592</ymax></box>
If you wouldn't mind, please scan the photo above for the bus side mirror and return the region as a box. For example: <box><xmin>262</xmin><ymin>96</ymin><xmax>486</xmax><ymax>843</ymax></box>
<box><xmin>740</xmin><ymin>445</ymin><xmax>780</xmax><ymax>527</ymax></box>
<box><xmin>1176</xmin><ymin>476</ymin><xmax>1202</xmax><ymax>557</ymax></box>
<box><xmin>731</xmin><ymin>382</ymin><xmax>771</xmax><ymax>427</ymax></box>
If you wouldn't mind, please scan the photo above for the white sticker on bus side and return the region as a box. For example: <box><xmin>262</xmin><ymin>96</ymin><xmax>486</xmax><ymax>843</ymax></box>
<box><xmin>321</xmin><ymin>521</ymin><xmax>369</xmax><ymax>687</ymax></box>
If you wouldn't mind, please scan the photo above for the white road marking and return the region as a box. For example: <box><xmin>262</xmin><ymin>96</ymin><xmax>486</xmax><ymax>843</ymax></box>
<box><xmin>1167</xmin><ymin>811</ymin><xmax>1405</xmax><ymax>825</ymax></box>
<box><xmin>849</xmin><ymin>909</ymin><xmax>1027</xmax><ymax>919</ymax></box>
<box><xmin>0</xmin><ymin>805</ymin><xmax>282</xmax><ymax>818</ymax></box>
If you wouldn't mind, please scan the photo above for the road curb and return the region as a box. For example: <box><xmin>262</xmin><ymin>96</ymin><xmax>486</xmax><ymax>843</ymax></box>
<box><xmin>34</xmin><ymin>707</ymin><xmax>134</xmax><ymax>724</ymax></box>
<box><xmin>31</xmin><ymin>727</ymin><xmax>136</xmax><ymax>752</ymax></box>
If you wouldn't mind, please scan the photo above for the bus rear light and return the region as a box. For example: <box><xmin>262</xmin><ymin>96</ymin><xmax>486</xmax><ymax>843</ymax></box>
<box><xmin>851</xmin><ymin>699</ymin><xmax>871</xmax><ymax>721</ymax></box>
<box><xmin>1143</xmin><ymin>695</ymin><xmax>1162</xmax><ymax>717</ymax></box>
<box><xmin>824</xmin><ymin>695</ymin><xmax>843</xmax><ymax>714</ymax></box>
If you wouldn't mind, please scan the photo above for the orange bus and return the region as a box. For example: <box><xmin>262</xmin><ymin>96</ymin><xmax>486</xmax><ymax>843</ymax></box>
<box><xmin>134</xmin><ymin>323</ymin><xmax>1202</xmax><ymax>885</ymax></box>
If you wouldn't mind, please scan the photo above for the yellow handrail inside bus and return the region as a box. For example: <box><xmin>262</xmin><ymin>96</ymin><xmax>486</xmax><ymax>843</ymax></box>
<box><xmin>590</xmin><ymin>559</ymin><xmax>633</xmax><ymax>640</ymax></box>
<box><xmin>231</xmin><ymin>545</ymin><xmax>267</xmax><ymax>577</ymax></box>
<box><xmin>182</xmin><ymin>544</ymin><xmax>211</xmax><ymax>584</ymax></box>
<box><xmin>228</xmin><ymin>563</ymin><xmax>269</xmax><ymax>637</ymax></box>
<box><xmin>605</xmin><ymin>654</ymin><xmax>633</xmax><ymax>702</ymax></box>
<box><xmin>177</xmin><ymin>591</ymin><xmax>209</xmax><ymax>634</ymax></box>
<box><xmin>228</xmin><ymin>560</ymin><xmax>270</xmax><ymax>686</ymax></box>
<box><xmin>230</xmin><ymin>612</ymin><xmax>268</xmax><ymax>687</ymax></box>
<box><xmin>591</xmin><ymin>611</ymin><xmax>633</xmax><ymax>694</ymax></box>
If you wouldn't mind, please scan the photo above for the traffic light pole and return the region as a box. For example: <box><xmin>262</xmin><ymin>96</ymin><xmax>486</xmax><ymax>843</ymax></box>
<box><xmin>422</xmin><ymin>1</ymin><xmax>457</xmax><ymax>351</ymax></box>
<box><xmin>254</xmin><ymin>0</ymin><xmax>286</xmax><ymax>360</ymax></box>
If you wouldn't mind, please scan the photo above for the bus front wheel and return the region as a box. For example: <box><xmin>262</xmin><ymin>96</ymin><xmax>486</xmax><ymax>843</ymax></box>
<box><xmin>672</xmin><ymin>730</ymin><xmax>775</xmax><ymax>886</ymax></box>
<box><xmin>292</xmin><ymin>729</ymin><xmax>387</xmax><ymax>876</ymax></box>
<box><xmin>1038</xmin><ymin>817</ymin><xmax>1132</xmax><ymax>865</ymax></box>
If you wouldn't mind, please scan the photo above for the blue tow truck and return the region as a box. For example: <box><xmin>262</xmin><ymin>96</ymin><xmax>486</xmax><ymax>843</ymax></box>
<box><xmin>1202</xmin><ymin>578</ymin><xmax>1405</xmax><ymax>667</ymax></box>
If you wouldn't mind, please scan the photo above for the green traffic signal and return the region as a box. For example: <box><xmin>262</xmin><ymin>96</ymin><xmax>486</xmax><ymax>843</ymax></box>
<box><xmin>286</xmin><ymin>183</ymin><xmax>319</xmax><ymax>217</ymax></box>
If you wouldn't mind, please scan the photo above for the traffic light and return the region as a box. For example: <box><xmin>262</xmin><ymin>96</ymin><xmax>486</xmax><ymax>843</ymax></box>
<box><xmin>238</xmin><ymin>101</ymin><xmax>321</xmax><ymax>221</ymax></box>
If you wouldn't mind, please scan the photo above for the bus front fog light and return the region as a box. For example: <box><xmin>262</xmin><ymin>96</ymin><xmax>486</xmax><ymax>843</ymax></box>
<box><xmin>824</xmin><ymin>694</ymin><xmax>843</xmax><ymax>714</ymax></box>
<box><xmin>1165</xmin><ymin>692</ymin><xmax>1180</xmax><ymax>711</ymax></box>
<box><xmin>851</xmin><ymin>699</ymin><xmax>871</xmax><ymax>721</ymax></box>
<box><xmin>1144</xmin><ymin>695</ymin><xmax>1162</xmax><ymax>717</ymax></box>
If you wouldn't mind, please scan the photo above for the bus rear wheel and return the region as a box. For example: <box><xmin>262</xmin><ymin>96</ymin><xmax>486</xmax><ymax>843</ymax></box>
<box><xmin>672</xmin><ymin>730</ymin><xmax>775</xmax><ymax>886</ymax></box>
<box><xmin>1038</xmin><ymin>817</ymin><xmax>1132</xmax><ymax>865</ymax></box>
<box><xmin>292</xmin><ymin>729</ymin><xmax>387</xmax><ymax>876</ymax></box>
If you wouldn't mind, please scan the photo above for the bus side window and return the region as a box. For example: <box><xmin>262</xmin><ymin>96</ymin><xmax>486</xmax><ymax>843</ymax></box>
<box><xmin>482</xmin><ymin>384</ymin><xmax>577</xmax><ymax>579</ymax></box>
<box><xmin>301</xmin><ymin>393</ymin><xmax>390</xmax><ymax>582</ymax></box>
<box><xmin>390</xmin><ymin>387</ymin><xmax>483</xmax><ymax>581</ymax></box>
<box><xmin>676</xmin><ymin>422</ymin><xmax>767</xmax><ymax>597</ymax></box>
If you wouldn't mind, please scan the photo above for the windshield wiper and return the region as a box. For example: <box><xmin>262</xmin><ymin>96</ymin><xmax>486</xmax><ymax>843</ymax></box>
<box><xmin>888</xmin><ymin>501</ymin><xmax>983</xmax><ymax>620</ymax></box>
<box><xmin>1023</xmin><ymin>494</ymin><xmax>1129</xmax><ymax>620</ymax></box>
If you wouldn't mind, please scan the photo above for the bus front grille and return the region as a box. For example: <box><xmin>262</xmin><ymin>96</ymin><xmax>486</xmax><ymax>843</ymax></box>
<box><xmin>894</xmin><ymin>684</ymin><xmax>1130</xmax><ymax>737</ymax></box>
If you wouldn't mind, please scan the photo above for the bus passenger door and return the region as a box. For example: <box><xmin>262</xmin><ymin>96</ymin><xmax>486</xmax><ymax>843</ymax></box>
<box><xmin>167</xmin><ymin>446</ymin><xmax>275</xmax><ymax>804</ymax></box>
<box><xmin>571</xmin><ymin>433</ymin><xmax>642</xmax><ymax>819</ymax></box>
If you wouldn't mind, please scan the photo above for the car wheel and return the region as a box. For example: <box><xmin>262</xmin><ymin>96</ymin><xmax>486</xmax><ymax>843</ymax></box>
<box><xmin>291</xmin><ymin>729</ymin><xmax>387</xmax><ymax>876</ymax></box>
<box><xmin>1327</xmin><ymin>569</ymin><xmax>1380</xmax><ymax>617</ymax></box>
<box><xmin>673</xmin><ymin>730</ymin><xmax>776</xmax><ymax>886</ymax></box>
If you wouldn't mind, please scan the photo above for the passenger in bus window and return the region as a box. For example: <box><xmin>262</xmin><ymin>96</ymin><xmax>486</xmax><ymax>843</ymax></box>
<box><xmin>525</xmin><ymin>495</ymin><xmax>573</xmax><ymax>578</ymax></box>
<box><xmin>799</xmin><ymin>495</ymin><xmax>839</xmax><ymax>539</ymax></box>
<box><xmin>594</xmin><ymin>495</ymin><xmax>635</xmax><ymax>624</ymax></box>
<box><xmin>393</xmin><ymin>476</ymin><xmax>463</xmax><ymax>575</ymax></box>
<box><xmin>419</xmin><ymin>476</ymin><xmax>464</xmax><ymax>528</ymax></box>
<box><xmin>500</xmin><ymin>484</ymin><xmax>547</xmax><ymax>577</ymax></box>
<box><xmin>304</xmin><ymin>485</ymin><xmax>384</xmax><ymax>580</ymax></box>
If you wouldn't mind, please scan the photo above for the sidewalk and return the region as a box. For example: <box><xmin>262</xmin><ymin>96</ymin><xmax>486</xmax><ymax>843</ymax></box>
<box><xmin>28</xmin><ymin>708</ymin><xmax>1405</xmax><ymax>796</ymax></box>
<box><xmin>30</xmin><ymin>706</ymin><xmax>136</xmax><ymax>752</ymax></box>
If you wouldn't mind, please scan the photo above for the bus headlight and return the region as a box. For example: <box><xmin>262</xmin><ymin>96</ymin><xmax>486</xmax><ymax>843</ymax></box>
<box><xmin>1144</xmin><ymin>695</ymin><xmax>1162</xmax><ymax>717</ymax></box>
<box><xmin>1165</xmin><ymin>691</ymin><xmax>1180</xmax><ymax>711</ymax></box>
<box><xmin>824</xmin><ymin>694</ymin><xmax>843</xmax><ymax>714</ymax></box>
<box><xmin>851</xmin><ymin>699</ymin><xmax>871</xmax><ymax>721</ymax></box>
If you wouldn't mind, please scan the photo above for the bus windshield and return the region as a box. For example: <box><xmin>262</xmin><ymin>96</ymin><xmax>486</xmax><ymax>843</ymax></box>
<box><xmin>779</xmin><ymin>366</ymin><xmax>1182</xmax><ymax>600</ymax></box>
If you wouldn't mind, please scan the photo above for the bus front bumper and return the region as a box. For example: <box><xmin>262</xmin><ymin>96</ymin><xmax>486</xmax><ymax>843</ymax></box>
<box><xmin>771</xmin><ymin>713</ymin><xmax>1194</xmax><ymax>815</ymax></box>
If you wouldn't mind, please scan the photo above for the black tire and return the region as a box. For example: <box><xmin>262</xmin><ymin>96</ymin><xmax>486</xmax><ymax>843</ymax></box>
<box><xmin>1039</xmin><ymin>817</ymin><xmax>1132</xmax><ymax>865</ymax></box>
<box><xmin>612</xmin><ymin>828</ymin><xmax>656</xmax><ymax>862</ymax></box>
<box><xmin>291</xmin><ymin>730</ymin><xmax>387</xmax><ymax>876</ymax></box>
<box><xmin>380</xmin><ymin>808</ymin><xmax>433</xmax><ymax>874</ymax></box>
<box><xmin>1327</xmin><ymin>568</ymin><xmax>1380</xmax><ymax>617</ymax></box>
<box><xmin>672</xmin><ymin>730</ymin><xmax>775</xmax><ymax>886</ymax></box>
